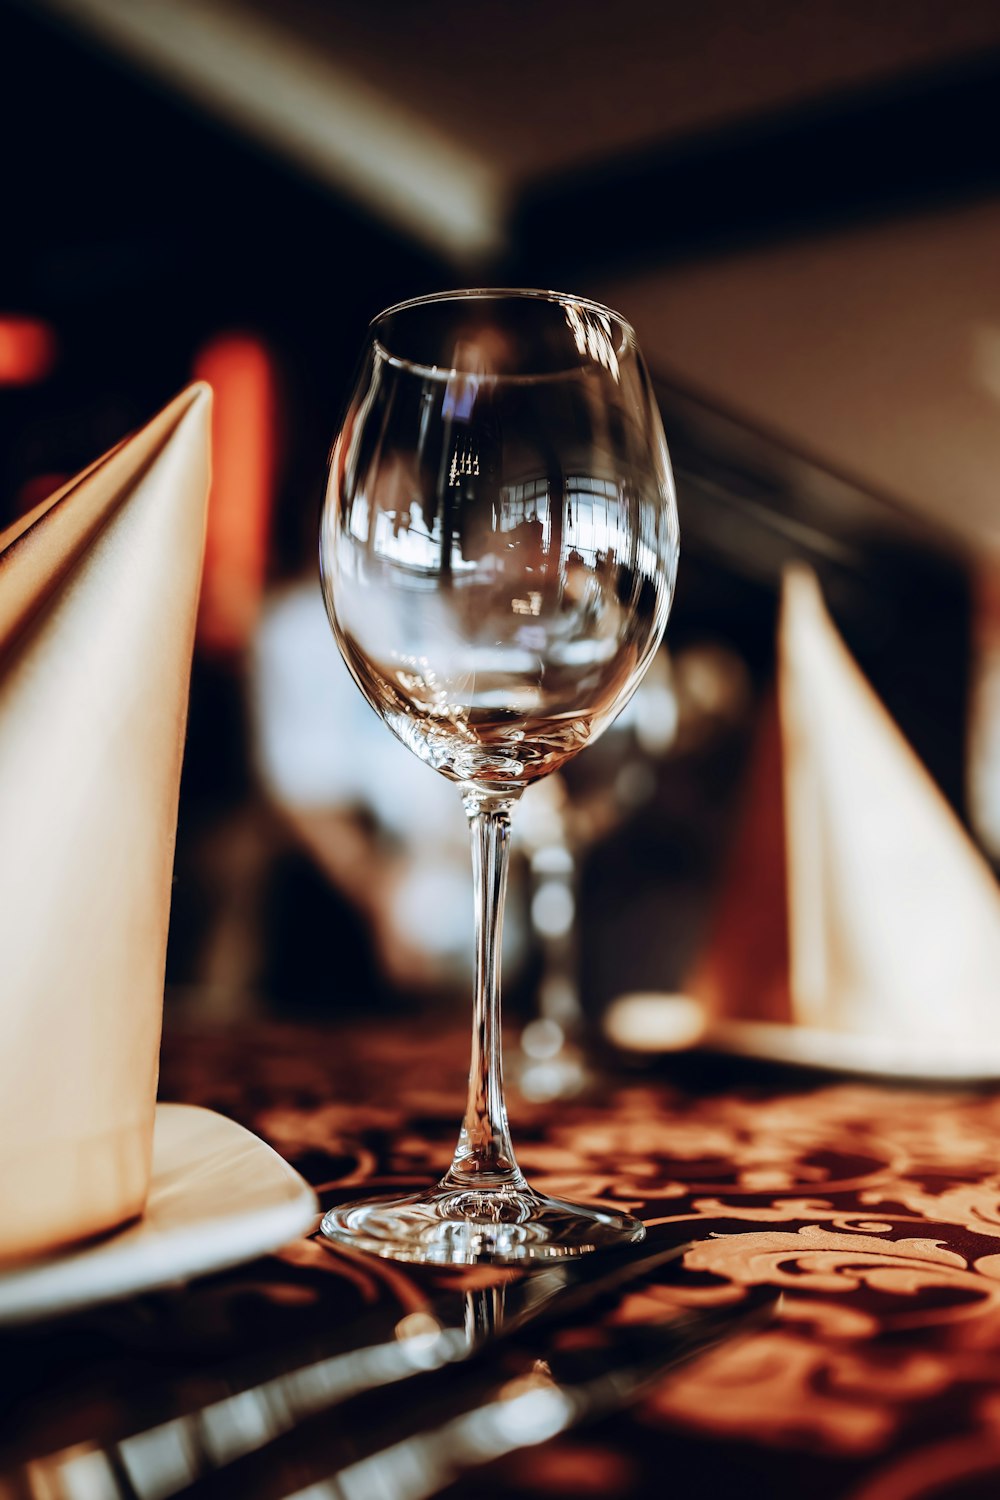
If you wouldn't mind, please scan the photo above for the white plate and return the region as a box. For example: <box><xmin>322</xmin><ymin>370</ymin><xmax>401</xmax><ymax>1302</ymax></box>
<box><xmin>605</xmin><ymin>995</ymin><xmax>1000</xmax><ymax>1083</ymax></box>
<box><xmin>705</xmin><ymin>1018</ymin><xmax>1000</xmax><ymax>1083</ymax></box>
<box><xmin>0</xmin><ymin>1104</ymin><xmax>319</xmax><ymax>1325</ymax></box>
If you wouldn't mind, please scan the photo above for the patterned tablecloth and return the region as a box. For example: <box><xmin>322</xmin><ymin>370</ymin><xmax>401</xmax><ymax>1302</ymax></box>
<box><xmin>6</xmin><ymin>1018</ymin><xmax>1000</xmax><ymax>1500</ymax></box>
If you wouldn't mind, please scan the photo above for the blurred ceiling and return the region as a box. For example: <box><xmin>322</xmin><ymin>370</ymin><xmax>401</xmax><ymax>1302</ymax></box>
<box><xmin>24</xmin><ymin>0</ymin><xmax>1000</xmax><ymax>260</ymax></box>
<box><xmin>16</xmin><ymin>0</ymin><xmax>1000</xmax><ymax>555</ymax></box>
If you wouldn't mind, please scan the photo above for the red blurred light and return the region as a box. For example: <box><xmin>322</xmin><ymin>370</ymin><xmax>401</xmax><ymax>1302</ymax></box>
<box><xmin>0</xmin><ymin>317</ymin><xmax>58</xmax><ymax>385</ymax></box>
<box><xmin>193</xmin><ymin>333</ymin><xmax>278</xmax><ymax>655</ymax></box>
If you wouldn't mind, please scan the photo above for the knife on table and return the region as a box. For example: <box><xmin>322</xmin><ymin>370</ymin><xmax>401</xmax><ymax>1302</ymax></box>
<box><xmin>283</xmin><ymin>1285</ymin><xmax>778</xmax><ymax>1500</ymax></box>
<box><xmin>148</xmin><ymin>1235</ymin><xmax>777</xmax><ymax>1500</ymax></box>
<box><xmin>18</xmin><ymin>1234</ymin><xmax>776</xmax><ymax>1500</ymax></box>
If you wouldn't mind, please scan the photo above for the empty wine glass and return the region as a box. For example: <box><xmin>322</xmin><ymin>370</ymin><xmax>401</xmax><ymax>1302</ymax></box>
<box><xmin>319</xmin><ymin>289</ymin><xmax>679</xmax><ymax>1263</ymax></box>
<box><xmin>516</xmin><ymin>644</ymin><xmax>679</xmax><ymax>1102</ymax></box>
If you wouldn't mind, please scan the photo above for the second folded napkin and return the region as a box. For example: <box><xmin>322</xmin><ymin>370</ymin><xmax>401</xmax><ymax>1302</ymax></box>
<box><xmin>780</xmin><ymin>564</ymin><xmax>1000</xmax><ymax>1043</ymax></box>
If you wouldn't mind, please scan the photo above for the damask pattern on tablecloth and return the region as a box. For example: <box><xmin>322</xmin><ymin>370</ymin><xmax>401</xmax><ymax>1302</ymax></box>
<box><xmin>156</xmin><ymin>1024</ymin><xmax>1000</xmax><ymax>1499</ymax></box>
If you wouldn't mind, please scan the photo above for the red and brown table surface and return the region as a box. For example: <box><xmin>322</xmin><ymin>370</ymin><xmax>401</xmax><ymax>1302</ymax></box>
<box><xmin>6</xmin><ymin>1018</ymin><xmax>1000</xmax><ymax>1500</ymax></box>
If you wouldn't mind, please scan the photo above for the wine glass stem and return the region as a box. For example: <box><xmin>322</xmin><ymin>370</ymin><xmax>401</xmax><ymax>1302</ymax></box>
<box><xmin>444</xmin><ymin>791</ymin><xmax>525</xmax><ymax>1191</ymax></box>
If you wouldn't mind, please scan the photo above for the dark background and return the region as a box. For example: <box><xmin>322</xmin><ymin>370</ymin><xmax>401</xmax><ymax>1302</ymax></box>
<box><xmin>0</xmin><ymin>0</ymin><xmax>991</xmax><ymax>1020</ymax></box>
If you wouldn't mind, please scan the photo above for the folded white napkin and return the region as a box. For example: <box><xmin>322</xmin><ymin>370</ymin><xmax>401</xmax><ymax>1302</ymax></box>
<box><xmin>780</xmin><ymin>564</ymin><xmax>1000</xmax><ymax>1042</ymax></box>
<box><xmin>0</xmin><ymin>385</ymin><xmax>211</xmax><ymax>1261</ymax></box>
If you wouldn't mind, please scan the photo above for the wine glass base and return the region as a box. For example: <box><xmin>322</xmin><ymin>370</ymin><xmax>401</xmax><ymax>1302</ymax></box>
<box><xmin>320</xmin><ymin>1184</ymin><xmax>645</xmax><ymax>1265</ymax></box>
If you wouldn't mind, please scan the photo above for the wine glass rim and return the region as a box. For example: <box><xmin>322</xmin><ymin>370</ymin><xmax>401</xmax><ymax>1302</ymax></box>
<box><xmin>369</xmin><ymin>287</ymin><xmax>638</xmax><ymax>381</ymax></box>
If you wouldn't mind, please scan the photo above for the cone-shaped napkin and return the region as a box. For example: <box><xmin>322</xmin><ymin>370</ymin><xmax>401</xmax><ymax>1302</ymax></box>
<box><xmin>780</xmin><ymin>564</ymin><xmax>1000</xmax><ymax>1043</ymax></box>
<box><xmin>0</xmin><ymin>385</ymin><xmax>211</xmax><ymax>1261</ymax></box>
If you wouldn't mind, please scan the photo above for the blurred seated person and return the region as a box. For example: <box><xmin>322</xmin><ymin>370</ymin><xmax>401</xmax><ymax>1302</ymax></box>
<box><xmin>249</xmin><ymin>576</ymin><xmax>494</xmax><ymax>1008</ymax></box>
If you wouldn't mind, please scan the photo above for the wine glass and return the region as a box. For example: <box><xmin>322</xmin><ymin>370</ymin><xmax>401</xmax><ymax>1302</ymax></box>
<box><xmin>516</xmin><ymin>645</ymin><xmax>679</xmax><ymax>1101</ymax></box>
<box><xmin>318</xmin><ymin>288</ymin><xmax>679</xmax><ymax>1263</ymax></box>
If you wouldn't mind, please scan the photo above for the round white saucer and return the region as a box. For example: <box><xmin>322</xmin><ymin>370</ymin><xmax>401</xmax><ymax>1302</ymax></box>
<box><xmin>0</xmin><ymin>1104</ymin><xmax>318</xmax><ymax>1325</ymax></box>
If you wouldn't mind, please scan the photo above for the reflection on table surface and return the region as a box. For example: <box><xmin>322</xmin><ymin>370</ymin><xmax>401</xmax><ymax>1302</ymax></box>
<box><xmin>7</xmin><ymin>1018</ymin><xmax>1000</xmax><ymax>1500</ymax></box>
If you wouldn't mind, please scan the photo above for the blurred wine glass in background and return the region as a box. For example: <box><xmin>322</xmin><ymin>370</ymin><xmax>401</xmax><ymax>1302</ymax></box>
<box><xmin>516</xmin><ymin>640</ymin><xmax>751</xmax><ymax>1099</ymax></box>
